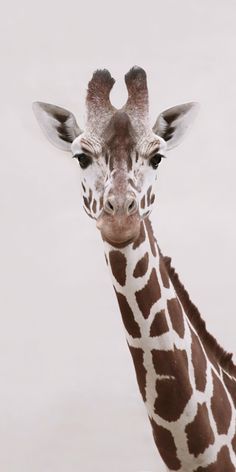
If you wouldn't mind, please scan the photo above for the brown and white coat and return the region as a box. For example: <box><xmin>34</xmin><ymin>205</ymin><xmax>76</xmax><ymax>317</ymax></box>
<box><xmin>105</xmin><ymin>218</ymin><xmax>236</xmax><ymax>471</ymax></box>
<box><xmin>33</xmin><ymin>66</ymin><xmax>236</xmax><ymax>471</ymax></box>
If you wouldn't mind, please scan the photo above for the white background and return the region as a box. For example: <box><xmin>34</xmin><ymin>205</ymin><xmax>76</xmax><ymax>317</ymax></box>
<box><xmin>0</xmin><ymin>1</ymin><xmax>236</xmax><ymax>471</ymax></box>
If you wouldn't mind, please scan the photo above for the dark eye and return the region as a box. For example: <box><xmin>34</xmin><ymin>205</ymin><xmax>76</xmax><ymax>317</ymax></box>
<box><xmin>150</xmin><ymin>153</ymin><xmax>163</xmax><ymax>169</ymax></box>
<box><xmin>73</xmin><ymin>153</ymin><xmax>92</xmax><ymax>169</ymax></box>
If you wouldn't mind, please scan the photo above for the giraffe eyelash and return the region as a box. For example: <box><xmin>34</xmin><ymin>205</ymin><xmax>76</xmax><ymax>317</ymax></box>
<box><xmin>73</xmin><ymin>153</ymin><xmax>92</xmax><ymax>169</ymax></box>
<box><xmin>149</xmin><ymin>153</ymin><xmax>164</xmax><ymax>169</ymax></box>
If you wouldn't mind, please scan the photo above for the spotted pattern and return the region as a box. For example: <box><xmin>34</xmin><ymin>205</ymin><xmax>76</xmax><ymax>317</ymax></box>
<box><xmin>35</xmin><ymin>68</ymin><xmax>236</xmax><ymax>472</ymax></box>
<box><xmin>159</xmin><ymin>256</ymin><xmax>170</xmax><ymax>288</ymax></box>
<box><xmin>135</xmin><ymin>268</ymin><xmax>161</xmax><ymax>318</ymax></box>
<box><xmin>223</xmin><ymin>371</ymin><xmax>236</xmax><ymax>407</ymax></box>
<box><xmin>211</xmin><ymin>369</ymin><xmax>232</xmax><ymax>435</ymax></box>
<box><xmin>152</xmin><ymin>348</ymin><xmax>193</xmax><ymax>421</ymax></box>
<box><xmin>109</xmin><ymin>251</ymin><xmax>127</xmax><ymax>286</ymax></box>
<box><xmin>150</xmin><ymin>310</ymin><xmax>169</xmax><ymax>337</ymax></box>
<box><xmin>232</xmin><ymin>433</ymin><xmax>236</xmax><ymax>454</ymax></box>
<box><xmin>133</xmin><ymin>252</ymin><xmax>149</xmax><ymax>278</ymax></box>
<box><xmin>150</xmin><ymin>418</ymin><xmax>181</xmax><ymax>470</ymax></box>
<box><xmin>115</xmin><ymin>290</ymin><xmax>141</xmax><ymax>338</ymax></box>
<box><xmin>191</xmin><ymin>328</ymin><xmax>207</xmax><ymax>392</ymax></box>
<box><xmin>194</xmin><ymin>445</ymin><xmax>235</xmax><ymax>471</ymax></box>
<box><xmin>105</xmin><ymin>216</ymin><xmax>236</xmax><ymax>471</ymax></box>
<box><xmin>167</xmin><ymin>298</ymin><xmax>185</xmax><ymax>338</ymax></box>
<box><xmin>185</xmin><ymin>403</ymin><xmax>214</xmax><ymax>457</ymax></box>
<box><xmin>204</xmin><ymin>345</ymin><xmax>220</xmax><ymax>374</ymax></box>
<box><xmin>129</xmin><ymin>346</ymin><xmax>147</xmax><ymax>401</ymax></box>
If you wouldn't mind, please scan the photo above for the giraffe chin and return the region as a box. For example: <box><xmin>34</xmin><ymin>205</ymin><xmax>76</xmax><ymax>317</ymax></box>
<box><xmin>97</xmin><ymin>213</ymin><xmax>141</xmax><ymax>247</ymax></box>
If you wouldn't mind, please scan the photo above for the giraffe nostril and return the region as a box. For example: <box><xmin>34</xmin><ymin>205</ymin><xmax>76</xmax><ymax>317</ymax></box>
<box><xmin>107</xmin><ymin>201</ymin><xmax>114</xmax><ymax>211</ymax></box>
<box><xmin>104</xmin><ymin>195</ymin><xmax>137</xmax><ymax>216</ymax></box>
<box><xmin>104</xmin><ymin>197</ymin><xmax>116</xmax><ymax>215</ymax></box>
<box><xmin>128</xmin><ymin>201</ymin><xmax>135</xmax><ymax>212</ymax></box>
<box><xmin>126</xmin><ymin>197</ymin><xmax>138</xmax><ymax>215</ymax></box>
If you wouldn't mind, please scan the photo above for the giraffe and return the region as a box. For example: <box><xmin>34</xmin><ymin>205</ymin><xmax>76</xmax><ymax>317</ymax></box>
<box><xmin>33</xmin><ymin>67</ymin><xmax>236</xmax><ymax>471</ymax></box>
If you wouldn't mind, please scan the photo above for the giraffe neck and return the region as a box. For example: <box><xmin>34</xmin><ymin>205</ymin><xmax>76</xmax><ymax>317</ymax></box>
<box><xmin>103</xmin><ymin>218</ymin><xmax>236</xmax><ymax>472</ymax></box>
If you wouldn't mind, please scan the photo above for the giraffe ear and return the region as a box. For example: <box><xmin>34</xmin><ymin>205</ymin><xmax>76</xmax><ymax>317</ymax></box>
<box><xmin>32</xmin><ymin>102</ymin><xmax>82</xmax><ymax>151</ymax></box>
<box><xmin>153</xmin><ymin>102</ymin><xmax>199</xmax><ymax>151</ymax></box>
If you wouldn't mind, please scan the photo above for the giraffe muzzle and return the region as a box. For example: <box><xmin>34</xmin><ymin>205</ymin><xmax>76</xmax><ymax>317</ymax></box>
<box><xmin>96</xmin><ymin>193</ymin><xmax>140</xmax><ymax>245</ymax></box>
<box><xmin>104</xmin><ymin>194</ymin><xmax>138</xmax><ymax>217</ymax></box>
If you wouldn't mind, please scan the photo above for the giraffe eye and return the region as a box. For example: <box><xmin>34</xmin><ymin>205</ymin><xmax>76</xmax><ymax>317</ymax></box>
<box><xmin>150</xmin><ymin>153</ymin><xmax>163</xmax><ymax>169</ymax></box>
<box><xmin>73</xmin><ymin>153</ymin><xmax>92</xmax><ymax>169</ymax></box>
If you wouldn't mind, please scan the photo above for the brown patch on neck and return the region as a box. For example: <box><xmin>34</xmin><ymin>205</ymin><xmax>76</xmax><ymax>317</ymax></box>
<box><xmin>128</xmin><ymin>346</ymin><xmax>147</xmax><ymax>401</ymax></box>
<box><xmin>152</xmin><ymin>347</ymin><xmax>193</xmax><ymax>421</ymax></box>
<box><xmin>159</xmin><ymin>256</ymin><xmax>170</xmax><ymax>288</ymax></box>
<box><xmin>222</xmin><ymin>371</ymin><xmax>236</xmax><ymax>407</ymax></box>
<box><xmin>194</xmin><ymin>445</ymin><xmax>235</xmax><ymax>471</ymax></box>
<box><xmin>190</xmin><ymin>328</ymin><xmax>207</xmax><ymax>392</ymax></box>
<box><xmin>163</xmin><ymin>256</ymin><xmax>236</xmax><ymax>378</ymax></box>
<box><xmin>133</xmin><ymin>252</ymin><xmax>149</xmax><ymax>278</ymax></box>
<box><xmin>135</xmin><ymin>268</ymin><xmax>161</xmax><ymax>318</ymax></box>
<box><xmin>150</xmin><ymin>310</ymin><xmax>169</xmax><ymax>337</ymax></box>
<box><xmin>167</xmin><ymin>298</ymin><xmax>185</xmax><ymax>338</ymax></box>
<box><xmin>109</xmin><ymin>250</ymin><xmax>127</xmax><ymax>286</ymax></box>
<box><xmin>114</xmin><ymin>290</ymin><xmax>141</xmax><ymax>338</ymax></box>
<box><xmin>211</xmin><ymin>369</ymin><xmax>232</xmax><ymax>435</ymax></box>
<box><xmin>149</xmin><ymin>418</ymin><xmax>181</xmax><ymax>470</ymax></box>
<box><xmin>185</xmin><ymin>403</ymin><xmax>214</xmax><ymax>457</ymax></box>
<box><xmin>232</xmin><ymin>433</ymin><xmax>236</xmax><ymax>454</ymax></box>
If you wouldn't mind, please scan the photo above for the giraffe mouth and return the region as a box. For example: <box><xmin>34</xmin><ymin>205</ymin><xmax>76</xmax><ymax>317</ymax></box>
<box><xmin>96</xmin><ymin>211</ymin><xmax>141</xmax><ymax>246</ymax></box>
<box><xmin>102</xmin><ymin>236</ymin><xmax>135</xmax><ymax>248</ymax></box>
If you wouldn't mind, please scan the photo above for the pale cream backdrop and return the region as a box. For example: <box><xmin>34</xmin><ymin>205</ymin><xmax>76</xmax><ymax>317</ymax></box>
<box><xmin>0</xmin><ymin>1</ymin><xmax>236</xmax><ymax>471</ymax></box>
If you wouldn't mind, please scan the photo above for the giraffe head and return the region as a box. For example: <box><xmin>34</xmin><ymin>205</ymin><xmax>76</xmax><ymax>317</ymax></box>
<box><xmin>33</xmin><ymin>67</ymin><xmax>198</xmax><ymax>245</ymax></box>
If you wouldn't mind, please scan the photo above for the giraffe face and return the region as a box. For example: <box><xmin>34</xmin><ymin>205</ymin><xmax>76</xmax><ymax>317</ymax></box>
<box><xmin>71</xmin><ymin>111</ymin><xmax>167</xmax><ymax>245</ymax></box>
<box><xmin>33</xmin><ymin>67</ymin><xmax>199</xmax><ymax>245</ymax></box>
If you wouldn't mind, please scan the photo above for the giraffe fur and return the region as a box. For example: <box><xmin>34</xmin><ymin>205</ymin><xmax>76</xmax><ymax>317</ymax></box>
<box><xmin>33</xmin><ymin>66</ymin><xmax>236</xmax><ymax>471</ymax></box>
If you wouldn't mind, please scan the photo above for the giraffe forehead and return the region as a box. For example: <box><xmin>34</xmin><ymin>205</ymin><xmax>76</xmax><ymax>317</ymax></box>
<box><xmin>104</xmin><ymin>111</ymin><xmax>136</xmax><ymax>151</ymax></box>
<box><xmin>73</xmin><ymin>109</ymin><xmax>164</xmax><ymax>159</ymax></box>
<box><xmin>103</xmin><ymin>117</ymin><xmax>163</xmax><ymax>173</ymax></box>
<box><xmin>103</xmin><ymin>111</ymin><xmax>162</xmax><ymax>153</ymax></box>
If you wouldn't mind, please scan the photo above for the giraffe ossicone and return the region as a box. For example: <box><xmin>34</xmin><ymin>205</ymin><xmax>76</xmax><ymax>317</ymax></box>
<box><xmin>33</xmin><ymin>67</ymin><xmax>236</xmax><ymax>472</ymax></box>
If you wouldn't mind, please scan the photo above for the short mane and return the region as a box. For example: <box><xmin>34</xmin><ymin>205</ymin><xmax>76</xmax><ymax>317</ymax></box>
<box><xmin>163</xmin><ymin>256</ymin><xmax>236</xmax><ymax>378</ymax></box>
